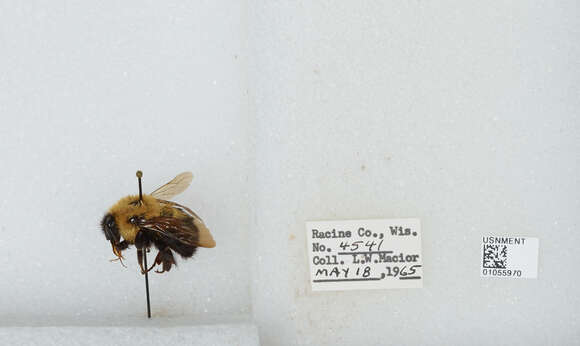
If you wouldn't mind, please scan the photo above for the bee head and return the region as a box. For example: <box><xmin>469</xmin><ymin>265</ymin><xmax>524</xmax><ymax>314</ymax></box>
<box><xmin>100</xmin><ymin>213</ymin><xmax>120</xmax><ymax>244</ymax></box>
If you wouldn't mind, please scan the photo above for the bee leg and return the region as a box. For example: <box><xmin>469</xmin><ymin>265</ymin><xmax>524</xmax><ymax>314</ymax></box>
<box><xmin>136</xmin><ymin>248</ymin><xmax>157</xmax><ymax>274</ymax></box>
<box><xmin>140</xmin><ymin>250</ymin><xmax>162</xmax><ymax>273</ymax></box>
<box><xmin>140</xmin><ymin>250</ymin><xmax>163</xmax><ymax>273</ymax></box>
<box><xmin>135</xmin><ymin>230</ymin><xmax>154</xmax><ymax>274</ymax></box>
<box><xmin>109</xmin><ymin>241</ymin><xmax>128</xmax><ymax>267</ymax></box>
<box><xmin>153</xmin><ymin>250</ymin><xmax>163</xmax><ymax>267</ymax></box>
<box><xmin>137</xmin><ymin>248</ymin><xmax>144</xmax><ymax>273</ymax></box>
<box><xmin>155</xmin><ymin>247</ymin><xmax>176</xmax><ymax>274</ymax></box>
<box><xmin>111</xmin><ymin>240</ymin><xmax>130</xmax><ymax>258</ymax></box>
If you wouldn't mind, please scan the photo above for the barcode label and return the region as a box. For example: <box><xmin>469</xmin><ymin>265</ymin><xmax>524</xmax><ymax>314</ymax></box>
<box><xmin>480</xmin><ymin>236</ymin><xmax>539</xmax><ymax>278</ymax></box>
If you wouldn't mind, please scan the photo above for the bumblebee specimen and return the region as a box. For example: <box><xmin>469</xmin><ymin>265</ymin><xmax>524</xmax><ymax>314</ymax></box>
<box><xmin>100</xmin><ymin>171</ymin><xmax>215</xmax><ymax>274</ymax></box>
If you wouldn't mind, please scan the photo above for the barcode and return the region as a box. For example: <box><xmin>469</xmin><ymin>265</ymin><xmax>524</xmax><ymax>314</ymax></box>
<box><xmin>482</xmin><ymin>244</ymin><xmax>508</xmax><ymax>269</ymax></box>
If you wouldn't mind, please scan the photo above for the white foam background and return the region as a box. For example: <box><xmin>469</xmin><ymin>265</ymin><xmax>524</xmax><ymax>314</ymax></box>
<box><xmin>0</xmin><ymin>324</ymin><xmax>259</xmax><ymax>346</ymax></box>
<box><xmin>1</xmin><ymin>1</ymin><xmax>579</xmax><ymax>345</ymax></box>
<box><xmin>0</xmin><ymin>0</ymin><xmax>252</xmax><ymax>329</ymax></box>
<box><xmin>249</xmin><ymin>1</ymin><xmax>579</xmax><ymax>345</ymax></box>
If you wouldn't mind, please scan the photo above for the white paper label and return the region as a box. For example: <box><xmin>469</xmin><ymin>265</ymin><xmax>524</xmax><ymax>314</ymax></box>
<box><xmin>306</xmin><ymin>218</ymin><xmax>422</xmax><ymax>291</ymax></box>
<box><xmin>481</xmin><ymin>236</ymin><xmax>539</xmax><ymax>278</ymax></box>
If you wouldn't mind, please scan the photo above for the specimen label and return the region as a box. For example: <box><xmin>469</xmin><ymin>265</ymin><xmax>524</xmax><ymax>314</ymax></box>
<box><xmin>306</xmin><ymin>218</ymin><xmax>422</xmax><ymax>291</ymax></box>
<box><xmin>481</xmin><ymin>236</ymin><xmax>539</xmax><ymax>279</ymax></box>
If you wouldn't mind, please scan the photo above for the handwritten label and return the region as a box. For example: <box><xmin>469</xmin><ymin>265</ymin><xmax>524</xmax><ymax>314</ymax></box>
<box><xmin>306</xmin><ymin>219</ymin><xmax>422</xmax><ymax>291</ymax></box>
<box><xmin>481</xmin><ymin>236</ymin><xmax>539</xmax><ymax>279</ymax></box>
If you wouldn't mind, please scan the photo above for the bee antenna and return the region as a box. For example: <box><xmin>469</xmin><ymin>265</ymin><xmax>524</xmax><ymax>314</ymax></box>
<box><xmin>136</xmin><ymin>170</ymin><xmax>143</xmax><ymax>201</ymax></box>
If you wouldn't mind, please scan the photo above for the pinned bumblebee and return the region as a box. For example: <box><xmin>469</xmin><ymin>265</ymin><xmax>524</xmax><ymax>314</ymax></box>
<box><xmin>101</xmin><ymin>171</ymin><xmax>216</xmax><ymax>274</ymax></box>
<box><xmin>100</xmin><ymin>171</ymin><xmax>215</xmax><ymax>317</ymax></box>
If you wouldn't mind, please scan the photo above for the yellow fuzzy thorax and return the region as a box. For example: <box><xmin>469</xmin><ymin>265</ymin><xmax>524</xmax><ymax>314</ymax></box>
<box><xmin>108</xmin><ymin>194</ymin><xmax>161</xmax><ymax>243</ymax></box>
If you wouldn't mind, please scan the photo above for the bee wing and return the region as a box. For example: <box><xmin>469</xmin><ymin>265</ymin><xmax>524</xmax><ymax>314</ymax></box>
<box><xmin>137</xmin><ymin>216</ymin><xmax>198</xmax><ymax>247</ymax></box>
<box><xmin>150</xmin><ymin>172</ymin><xmax>193</xmax><ymax>200</ymax></box>
<box><xmin>191</xmin><ymin>217</ymin><xmax>216</xmax><ymax>248</ymax></box>
<box><xmin>157</xmin><ymin>199</ymin><xmax>216</xmax><ymax>248</ymax></box>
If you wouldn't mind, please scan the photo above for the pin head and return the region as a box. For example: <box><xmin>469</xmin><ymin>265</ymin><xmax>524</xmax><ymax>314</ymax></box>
<box><xmin>136</xmin><ymin>171</ymin><xmax>143</xmax><ymax>178</ymax></box>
